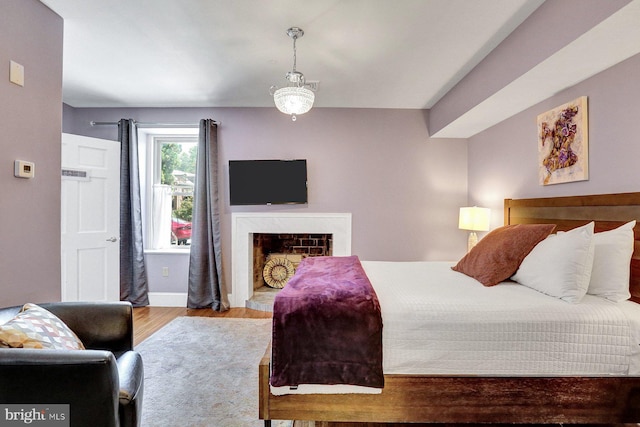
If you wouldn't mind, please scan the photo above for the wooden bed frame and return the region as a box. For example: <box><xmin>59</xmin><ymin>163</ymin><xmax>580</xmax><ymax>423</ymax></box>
<box><xmin>259</xmin><ymin>192</ymin><xmax>640</xmax><ymax>426</ymax></box>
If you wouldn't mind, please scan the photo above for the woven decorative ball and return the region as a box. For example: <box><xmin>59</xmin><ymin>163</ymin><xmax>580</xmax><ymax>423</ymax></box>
<box><xmin>263</xmin><ymin>257</ymin><xmax>295</xmax><ymax>288</ymax></box>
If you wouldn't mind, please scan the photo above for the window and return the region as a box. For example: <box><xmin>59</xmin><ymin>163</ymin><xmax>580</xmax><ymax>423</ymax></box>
<box><xmin>158</xmin><ymin>138</ymin><xmax>197</xmax><ymax>246</ymax></box>
<box><xmin>140</xmin><ymin>129</ymin><xmax>198</xmax><ymax>250</ymax></box>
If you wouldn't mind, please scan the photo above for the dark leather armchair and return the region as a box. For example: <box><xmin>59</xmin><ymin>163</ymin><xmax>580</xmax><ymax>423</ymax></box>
<box><xmin>0</xmin><ymin>301</ymin><xmax>143</xmax><ymax>427</ymax></box>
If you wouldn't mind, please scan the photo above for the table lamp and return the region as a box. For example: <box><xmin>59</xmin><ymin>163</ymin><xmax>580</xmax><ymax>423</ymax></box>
<box><xmin>459</xmin><ymin>206</ymin><xmax>491</xmax><ymax>252</ymax></box>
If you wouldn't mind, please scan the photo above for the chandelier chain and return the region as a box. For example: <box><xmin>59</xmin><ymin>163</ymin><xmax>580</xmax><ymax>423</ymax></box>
<box><xmin>292</xmin><ymin>35</ymin><xmax>297</xmax><ymax>72</ymax></box>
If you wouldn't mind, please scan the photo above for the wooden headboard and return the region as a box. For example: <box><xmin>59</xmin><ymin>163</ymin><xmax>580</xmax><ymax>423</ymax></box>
<box><xmin>504</xmin><ymin>192</ymin><xmax>640</xmax><ymax>303</ymax></box>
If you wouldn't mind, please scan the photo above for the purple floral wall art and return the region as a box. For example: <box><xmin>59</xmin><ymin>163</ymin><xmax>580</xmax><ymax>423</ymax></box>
<box><xmin>537</xmin><ymin>96</ymin><xmax>589</xmax><ymax>185</ymax></box>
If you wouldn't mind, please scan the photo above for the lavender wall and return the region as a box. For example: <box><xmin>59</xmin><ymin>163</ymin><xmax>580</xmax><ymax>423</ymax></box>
<box><xmin>64</xmin><ymin>106</ymin><xmax>469</xmax><ymax>298</ymax></box>
<box><xmin>467</xmin><ymin>53</ymin><xmax>640</xmax><ymax>229</ymax></box>
<box><xmin>0</xmin><ymin>1</ymin><xmax>63</xmax><ymax>306</ymax></box>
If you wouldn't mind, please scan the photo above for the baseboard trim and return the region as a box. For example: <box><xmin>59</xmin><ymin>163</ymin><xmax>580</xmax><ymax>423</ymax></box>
<box><xmin>147</xmin><ymin>292</ymin><xmax>188</xmax><ymax>307</ymax></box>
<box><xmin>147</xmin><ymin>292</ymin><xmax>238</xmax><ymax>308</ymax></box>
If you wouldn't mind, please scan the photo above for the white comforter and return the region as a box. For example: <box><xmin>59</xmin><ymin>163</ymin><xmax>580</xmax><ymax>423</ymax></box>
<box><xmin>362</xmin><ymin>261</ymin><xmax>640</xmax><ymax>376</ymax></box>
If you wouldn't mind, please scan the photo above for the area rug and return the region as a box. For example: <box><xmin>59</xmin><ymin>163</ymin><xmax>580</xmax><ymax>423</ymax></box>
<box><xmin>135</xmin><ymin>316</ymin><xmax>291</xmax><ymax>427</ymax></box>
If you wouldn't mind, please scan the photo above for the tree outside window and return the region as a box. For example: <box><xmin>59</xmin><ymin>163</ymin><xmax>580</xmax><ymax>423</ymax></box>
<box><xmin>160</xmin><ymin>141</ymin><xmax>197</xmax><ymax>246</ymax></box>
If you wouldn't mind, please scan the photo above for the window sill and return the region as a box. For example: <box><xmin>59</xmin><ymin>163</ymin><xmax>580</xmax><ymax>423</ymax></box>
<box><xmin>145</xmin><ymin>248</ymin><xmax>191</xmax><ymax>255</ymax></box>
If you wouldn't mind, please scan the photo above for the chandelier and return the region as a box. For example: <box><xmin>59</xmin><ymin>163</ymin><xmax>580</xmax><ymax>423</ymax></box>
<box><xmin>270</xmin><ymin>27</ymin><xmax>317</xmax><ymax>121</ymax></box>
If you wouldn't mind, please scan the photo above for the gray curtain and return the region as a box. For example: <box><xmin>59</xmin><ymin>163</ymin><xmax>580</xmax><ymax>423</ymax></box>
<box><xmin>119</xmin><ymin>119</ymin><xmax>149</xmax><ymax>307</ymax></box>
<box><xmin>188</xmin><ymin>119</ymin><xmax>229</xmax><ymax>311</ymax></box>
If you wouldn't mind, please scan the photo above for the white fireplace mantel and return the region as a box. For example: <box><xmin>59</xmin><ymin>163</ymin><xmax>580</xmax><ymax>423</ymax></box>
<box><xmin>231</xmin><ymin>212</ymin><xmax>352</xmax><ymax>307</ymax></box>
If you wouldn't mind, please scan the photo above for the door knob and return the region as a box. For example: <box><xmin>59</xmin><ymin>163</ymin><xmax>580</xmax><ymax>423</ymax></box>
<box><xmin>106</xmin><ymin>237</ymin><xmax>118</xmax><ymax>242</ymax></box>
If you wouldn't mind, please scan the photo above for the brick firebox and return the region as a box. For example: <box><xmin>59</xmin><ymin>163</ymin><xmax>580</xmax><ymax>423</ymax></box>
<box><xmin>252</xmin><ymin>233</ymin><xmax>332</xmax><ymax>290</ymax></box>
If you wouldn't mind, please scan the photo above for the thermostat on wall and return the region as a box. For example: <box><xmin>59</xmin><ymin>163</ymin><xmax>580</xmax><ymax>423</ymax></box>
<box><xmin>14</xmin><ymin>160</ymin><xmax>35</xmax><ymax>179</ymax></box>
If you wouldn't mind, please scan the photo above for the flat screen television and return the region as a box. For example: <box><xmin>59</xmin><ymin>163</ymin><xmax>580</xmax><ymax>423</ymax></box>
<box><xmin>229</xmin><ymin>159</ymin><xmax>307</xmax><ymax>205</ymax></box>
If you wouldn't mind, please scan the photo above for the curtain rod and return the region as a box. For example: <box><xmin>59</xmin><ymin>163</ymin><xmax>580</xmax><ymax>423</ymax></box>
<box><xmin>89</xmin><ymin>120</ymin><xmax>219</xmax><ymax>127</ymax></box>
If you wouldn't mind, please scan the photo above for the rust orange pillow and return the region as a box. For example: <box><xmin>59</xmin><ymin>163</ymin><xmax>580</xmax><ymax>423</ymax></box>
<box><xmin>451</xmin><ymin>224</ymin><xmax>556</xmax><ymax>287</ymax></box>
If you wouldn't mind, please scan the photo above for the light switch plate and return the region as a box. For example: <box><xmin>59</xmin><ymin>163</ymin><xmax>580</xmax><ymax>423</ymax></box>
<box><xmin>10</xmin><ymin>61</ymin><xmax>24</xmax><ymax>86</ymax></box>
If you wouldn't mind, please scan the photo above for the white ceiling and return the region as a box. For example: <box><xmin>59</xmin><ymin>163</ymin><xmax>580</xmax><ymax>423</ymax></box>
<box><xmin>39</xmin><ymin>0</ymin><xmax>640</xmax><ymax>137</ymax></box>
<box><xmin>39</xmin><ymin>0</ymin><xmax>544</xmax><ymax>109</ymax></box>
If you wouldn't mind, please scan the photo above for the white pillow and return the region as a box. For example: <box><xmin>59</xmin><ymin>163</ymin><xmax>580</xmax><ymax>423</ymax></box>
<box><xmin>588</xmin><ymin>220</ymin><xmax>635</xmax><ymax>302</ymax></box>
<box><xmin>512</xmin><ymin>222</ymin><xmax>595</xmax><ymax>303</ymax></box>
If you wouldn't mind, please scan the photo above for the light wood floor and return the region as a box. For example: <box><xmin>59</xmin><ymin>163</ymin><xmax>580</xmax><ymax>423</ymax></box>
<box><xmin>132</xmin><ymin>306</ymin><xmax>271</xmax><ymax>346</ymax></box>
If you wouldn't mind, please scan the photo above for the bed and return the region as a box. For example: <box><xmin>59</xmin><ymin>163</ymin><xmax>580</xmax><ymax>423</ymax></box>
<box><xmin>259</xmin><ymin>192</ymin><xmax>640</xmax><ymax>426</ymax></box>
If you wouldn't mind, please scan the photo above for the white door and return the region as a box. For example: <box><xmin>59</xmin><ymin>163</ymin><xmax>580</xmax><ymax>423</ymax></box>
<box><xmin>61</xmin><ymin>133</ymin><xmax>120</xmax><ymax>301</ymax></box>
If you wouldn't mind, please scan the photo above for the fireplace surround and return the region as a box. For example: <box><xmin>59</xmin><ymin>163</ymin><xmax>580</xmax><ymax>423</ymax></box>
<box><xmin>231</xmin><ymin>212</ymin><xmax>352</xmax><ymax>307</ymax></box>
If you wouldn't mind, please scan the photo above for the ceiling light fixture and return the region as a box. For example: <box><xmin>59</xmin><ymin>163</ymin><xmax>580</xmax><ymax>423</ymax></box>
<box><xmin>270</xmin><ymin>27</ymin><xmax>317</xmax><ymax>121</ymax></box>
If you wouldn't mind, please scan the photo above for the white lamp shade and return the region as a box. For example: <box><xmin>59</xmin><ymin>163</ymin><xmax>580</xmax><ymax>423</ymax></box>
<box><xmin>273</xmin><ymin>86</ymin><xmax>315</xmax><ymax>115</ymax></box>
<box><xmin>458</xmin><ymin>207</ymin><xmax>491</xmax><ymax>231</ymax></box>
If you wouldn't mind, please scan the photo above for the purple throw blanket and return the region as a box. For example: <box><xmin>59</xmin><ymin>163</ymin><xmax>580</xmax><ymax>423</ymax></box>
<box><xmin>270</xmin><ymin>255</ymin><xmax>384</xmax><ymax>388</ymax></box>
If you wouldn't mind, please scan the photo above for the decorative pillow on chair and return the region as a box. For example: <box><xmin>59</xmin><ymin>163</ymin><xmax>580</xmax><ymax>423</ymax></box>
<box><xmin>512</xmin><ymin>222</ymin><xmax>595</xmax><ymax>303</ymax></box>
<box><xmin>0</xmin><ymin>303</ymin><xmax>85</xmax><ymax>350</ymax></box>
<box><xmin>451</xmin><ymin>223</ymin><xmax>556</xmax><ymax>286</ymax></box>
<box><xmin>588</xmin><ymin>220</ymin><xmax>636</xmax><ymax>302</ymax></box>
